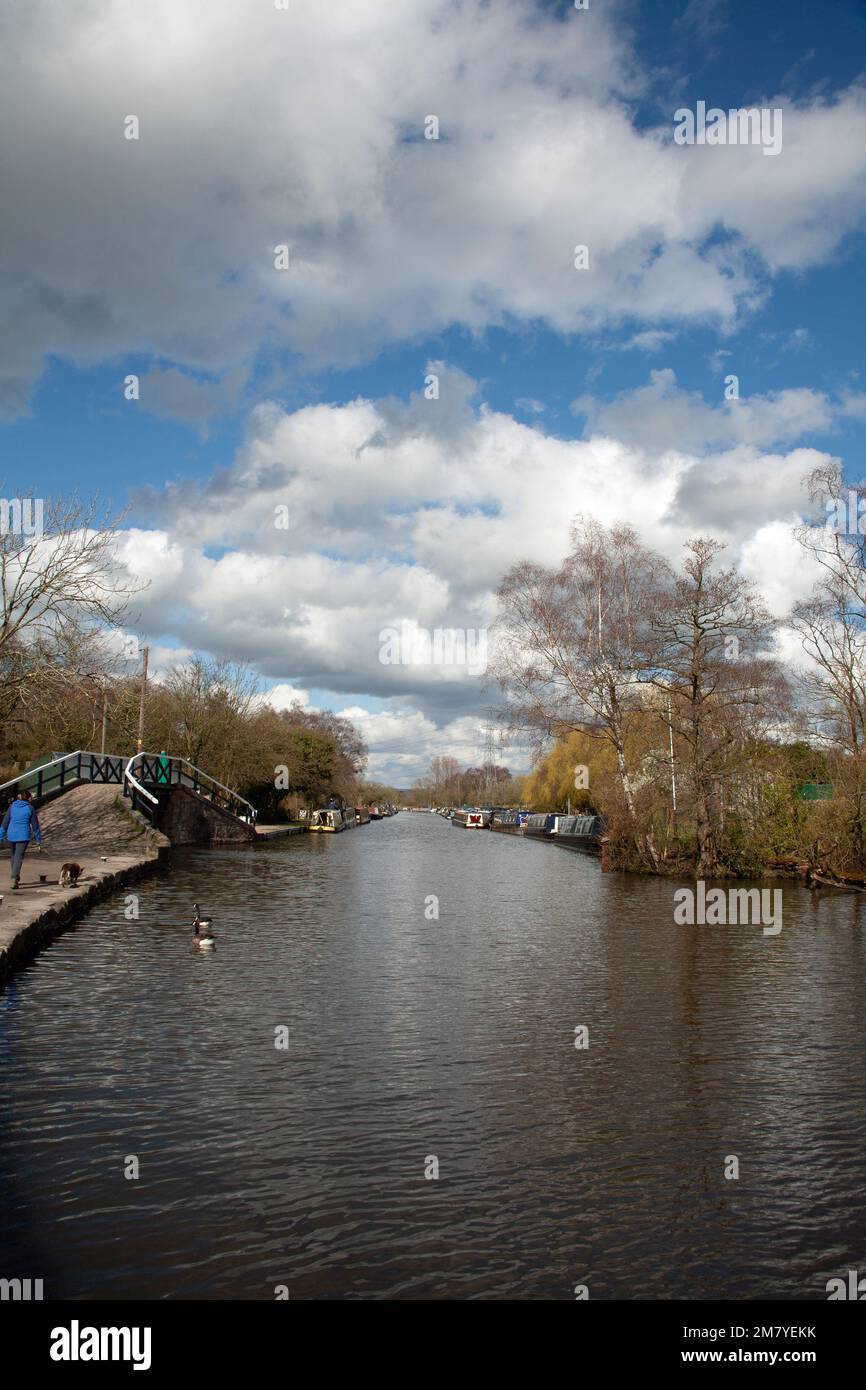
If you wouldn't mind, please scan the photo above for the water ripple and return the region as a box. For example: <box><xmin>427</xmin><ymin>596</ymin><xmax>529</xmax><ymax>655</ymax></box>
<box><xmin>1</xmin><ymin>818</ymin><xmax>865</xmax><ymax>1298</ymax></box>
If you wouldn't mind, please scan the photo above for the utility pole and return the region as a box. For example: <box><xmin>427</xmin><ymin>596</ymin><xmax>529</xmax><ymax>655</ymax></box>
<box><xmin>100</xmin><ymin>687</ymin><xmax>108</xmax><ymax>756</ymax></box>
<box><xmin>136</xmin><ymin>645</ymin><xmax>149</xmax><ymax>754</ymax></box>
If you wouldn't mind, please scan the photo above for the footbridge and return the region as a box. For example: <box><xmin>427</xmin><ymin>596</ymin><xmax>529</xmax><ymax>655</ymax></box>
<box><xmin>0</xmin><ymin>751</ymin><xmax>258</xmax><ymax>845</ymax></box>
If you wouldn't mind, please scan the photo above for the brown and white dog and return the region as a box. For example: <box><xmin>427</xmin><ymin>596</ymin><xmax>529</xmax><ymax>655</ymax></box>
<box><xmin>59</xmin><ymin>862</ymin><xmax>83</xmax><ymax>888</ymax></box>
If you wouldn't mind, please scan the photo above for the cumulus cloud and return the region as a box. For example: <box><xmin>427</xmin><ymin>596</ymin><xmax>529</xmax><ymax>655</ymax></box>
<box><xmin>8</xmin><ymin>0</ymin><xmax>860</xmax><ymax>779</ymax></box>
<box><xmin>574</xmin><ymin>367</ymin><xmax>844</xmax><ymax>453</ymax></box>
<box><xmin>340</xmin><ymin>705</ymin><xmax>513</xmax><ymax>786</ymax></box>
<box><xmin>2</xmin><ymin>1</ymin><xmax>866</xmax><ymax>411</ymax></box>
<box><xmin>259</xmin><ymin>683</ymin><xmax>311</xmax><ymax>712</ymax></box>
<box><xmin>739</xmin><ymin>520</ymin><xmax>824</xmax><ymax>619</ymax></box>
<box><xmin>112</xmin><ymin>368</ymin><xmax>836</xmax><ymax>780</ymax></box>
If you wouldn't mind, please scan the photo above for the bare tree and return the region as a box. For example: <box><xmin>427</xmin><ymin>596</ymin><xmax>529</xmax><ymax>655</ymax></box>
<box><xmin>793</xmin><ymin>463</ymin><xmax>866</xmax><ymax>753</ymax></box>
<box><xmin>427</xmin><ymin>755</ymin><xmax>461</xmax><ymax>803</ymax></box>
<box><xmin>493</xmin><ymin>519</ymin><xmax>664</xmax><ymax>864</ymax></box>
<box><xmin>792</xmin><ymin>464</ymin><xmax>866</xmax><ymax>857</ymax></box>
<box><xmin>648</xmin><ymin>538</ymin><xmax>781</xmax><ymax>877</ymax></box>
<box><xmin>156</xmin><ymin>656</ymin><xmax>258</xmax><ymax>776</ymax></box>
<box><xmin>0</xmin><ymin>493</ymin><xmax>142</xmax><ymax>716</ymax></box>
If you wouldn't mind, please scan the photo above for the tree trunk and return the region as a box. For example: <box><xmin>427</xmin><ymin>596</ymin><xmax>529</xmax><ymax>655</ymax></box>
<box><xmin>695</xmin><ymin>784</ymin><xmax>717</xmax><ymax>877</ymax></box>
<box><xmin>616</xmin><ymin>741</ymin><xmax>659</xmax><ymax>869</ymax></box>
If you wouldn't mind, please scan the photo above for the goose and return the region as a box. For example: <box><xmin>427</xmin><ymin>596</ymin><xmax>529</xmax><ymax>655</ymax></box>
<box><xmin>192</xmin><ymin>902</ymin><xmax>216</xmax><ymax>949</ymax></box>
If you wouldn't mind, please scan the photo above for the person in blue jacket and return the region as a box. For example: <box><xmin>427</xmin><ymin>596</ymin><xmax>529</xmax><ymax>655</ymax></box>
<box><xmin>0</xmin><ymin>789</ymin><xmax>42</xmax><ymax>888</ymax></box>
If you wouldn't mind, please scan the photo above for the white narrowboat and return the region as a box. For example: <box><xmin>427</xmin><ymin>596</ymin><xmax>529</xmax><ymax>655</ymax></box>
<box><xmin>309</xmin><ymin>808</ymin><xmax>346</xmax><ymax>832</ymax></box>
<box><xmin>450</xmin><ymin>808</ymin><xmax>492</xmax><ymax>829</ymax></box>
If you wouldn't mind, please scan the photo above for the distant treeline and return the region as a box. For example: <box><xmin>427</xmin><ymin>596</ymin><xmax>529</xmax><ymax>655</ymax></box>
<box><xmin>411</xmin><ymin>755</ymin><xmax>523</xmax><ymax>808</ymax></box>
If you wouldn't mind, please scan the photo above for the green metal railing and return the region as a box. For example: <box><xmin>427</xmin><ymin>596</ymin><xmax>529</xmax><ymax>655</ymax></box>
<box><xmin>124</xmin><ymin>753</ymin><xmax>257</xmax><ymax>826</ymax></box>
<box><xmin>0</xmin><ymin>751</ymin><xmax>125</xmax><ymax>803</ymax></box>
<box><xmin>0</xmin><ymin>750</ymin><xmax>257</xmax><ymax>828</ymax></box>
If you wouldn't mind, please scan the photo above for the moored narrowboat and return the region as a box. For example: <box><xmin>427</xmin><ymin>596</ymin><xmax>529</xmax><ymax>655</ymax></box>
<box><xmin>521</xmin><ymin>813</ymin><xmax>556</xmax><ymax>839</ymax></box>
<box><xmin>490</xmin><ymin>810</ymin><xmax>531</xmax><ymax>833</ymax></box>
<box><xmin>309</xmin><ymin>808</ymin><xmax>346</xmax><ymax>832</ymax></box>
<box><xmin>550</xmin><ymin>813</ymin><xmax>604</xmax><ymax>852</ymax></box>
<box><xmin>451</xmin><ymin>808</ymin><xmax>492</xmax><ymax>828</ymax></box>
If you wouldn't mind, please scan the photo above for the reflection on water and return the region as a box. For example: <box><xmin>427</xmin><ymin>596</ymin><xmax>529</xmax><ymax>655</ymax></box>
<box><xmin>1</xmin><ymin>814</ymin><xmax>865</xmax><ymax>1299</ymax></box>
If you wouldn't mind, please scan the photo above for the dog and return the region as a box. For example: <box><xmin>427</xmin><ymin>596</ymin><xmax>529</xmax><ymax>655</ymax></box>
<box><xmin>59</xmin><ymin>862</ymin><xmax>83</xmax><ymax>888</ymax></box>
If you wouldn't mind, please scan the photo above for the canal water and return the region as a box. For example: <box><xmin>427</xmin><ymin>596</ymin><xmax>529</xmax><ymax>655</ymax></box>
<box><xmin>1</xmin><ymin>813</ymin><xmax>865</xmax><ymax>1300</ymax></box>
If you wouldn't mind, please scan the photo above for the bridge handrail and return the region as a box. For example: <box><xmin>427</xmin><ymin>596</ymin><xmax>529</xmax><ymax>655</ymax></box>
<box><xmin>0</xmin><ymin>750</ymin><xmax>80</xmax><ymax>798</ymax></box>
<box><xmin>123</xmin><ymin>755</ymin><xmax>160</xmax><ymax>808</ymax></box>
<box><xmin>0</xmin><ymin>751</ymin><xmax>124</xmax><ymax>800</ymax></box>
<box><xmin>124</xmin><ymin>752</ymin><xmax>257</xmax><ymax>823</ymax></box>
<box><xmin>0</xmin><ymin>749</ymin><xmax>256</xmax><ymax>826</ymax></box>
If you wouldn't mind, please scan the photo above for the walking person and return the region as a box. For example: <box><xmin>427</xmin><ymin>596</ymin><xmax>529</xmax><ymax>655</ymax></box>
<box><xmin>0</xmin><ymin>789</ymin><xmax>42</xmax><ymax>889</ymax></box>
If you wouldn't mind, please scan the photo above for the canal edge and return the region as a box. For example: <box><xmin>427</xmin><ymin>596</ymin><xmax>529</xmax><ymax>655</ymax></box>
<box><xmin>0</xmin><ymin>804</ymin><xmax>171</xmax><ymax>993</ymax></box>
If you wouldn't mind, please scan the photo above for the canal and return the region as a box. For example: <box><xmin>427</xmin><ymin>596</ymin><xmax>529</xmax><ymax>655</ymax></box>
<box><xmin>1</xmin><ymin>812</ymin><xmax>865</xmax><ymax>1299</ymax></box>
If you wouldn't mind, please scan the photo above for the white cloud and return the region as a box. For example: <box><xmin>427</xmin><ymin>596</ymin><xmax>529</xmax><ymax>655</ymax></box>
<box><xmin>739</xmin><ymin>520</ymin><xmax>824</xmax><ymax>616</ymax></box>
<box><xmin>112</xmin><ymin>368</ymin><xmax>842</xmax><ymax>782</ymax></box>
<box><xmin>2</xmin><ymin>2</ymin><xmax>866</xmax><ymax>410</ymax></box>
<box><xmin>574</xmin><ymin>368</ymin><xmax>839</xmax><ymax>453</ymax></box>
<box><xmin>340</xmin><ymin>705</ymin><xmax>514</xmax><ymax>786</ymax></box>
<box><xmin>617</xmin><ymin>329</ymin><xmax>677</xmax><ymax>354</ymax></box>
<box><xmin>259</xmin><ymin>683</ymin><xmax>311</xmax><ymax>712</ymax></box>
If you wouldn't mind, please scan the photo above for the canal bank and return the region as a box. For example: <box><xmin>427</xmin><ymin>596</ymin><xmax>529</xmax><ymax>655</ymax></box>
<box><xmin>255</xmin><ymin>823</ymin><xmax>309</xmax><ymax>839</ymax></box>
<box><xmin>0</xmin><ymin>783</ymin><xmax>170</xmax><ymax>990</ymax></box>
<box><xmin>0</xmin><ymin>786</ymin><xmax>315</xmax><ymax>989</ymax></box>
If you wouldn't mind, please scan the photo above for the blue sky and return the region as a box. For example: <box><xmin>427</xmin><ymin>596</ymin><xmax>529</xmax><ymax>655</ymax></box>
<box><xmin>2</xmin><ymin>0</ymin><xmax>866</xmax><ymax>781</ymax></box>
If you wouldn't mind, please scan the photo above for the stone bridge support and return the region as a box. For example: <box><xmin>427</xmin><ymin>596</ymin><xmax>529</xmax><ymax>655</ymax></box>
<box><xmin>154</xmin><ymin>786</ymin><xmax>257</xmax><ymax>846</ymax></box>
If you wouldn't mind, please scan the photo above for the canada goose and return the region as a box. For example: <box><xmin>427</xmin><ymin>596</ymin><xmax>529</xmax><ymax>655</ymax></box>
<box><xmin>192</xmin><ymin>902</ymin><xmax>215</xmax><ymax>949</ymax></box>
